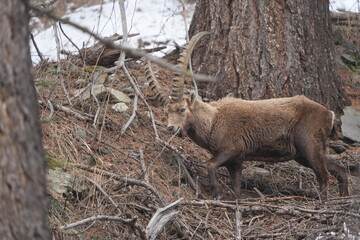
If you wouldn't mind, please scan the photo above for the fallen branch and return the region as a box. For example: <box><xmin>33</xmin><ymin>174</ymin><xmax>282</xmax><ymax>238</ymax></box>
<box><xmin>59</xmin><ymin>215</ymin><xmax>147</xmax><ymax>240</ymax></box>
<box><xmin>30</xmin><ymin>33</ymin><xmax>44</xmax><ymax>61</ymax></box>
<box><xmin>41</xmin><ymin>100</ymin><xmax>54</xmax><ymax>123</ymax></box>
<box><xmin>180</xmin><ymin>199</ymin><xmax>360</xmax><ymax>219</ymax></box>
<box><xmin>146</xmin><ymin>198</ymin><xmax>183</xmax><ymax>240</ymax></box>
<box><xmin>84</xmin><ymin>176</ymin><xmax>122</xmax><ymax>215</ymax></box>
<box><xmin>28</xmin><ymin>3</ymin><xmax>216</xmax><ymax>83</ymax></box>
<box><xmin>122</xmin><ymin>65</ymin><xmax>159</xmax><ymax>139</ymax></box>
<box><xmin>59</xmin><ymin>215</ymin><xmax>135</xmax><ymax>230</ymax></box>
<box><xmin>121</xmin><ymin>92</ymin><xmax>138</xmax><ymax>134</ymax></box>
<box><xmin>158</xmin><ymin>139</ymin><xmax>199</xmax><ymax>194</ymax></box>
<box><xmin>72</xmin><ymin>163</ymin><xmax>165</xmax><ymax>204</ymax></box>
<box><xmin>38</xmin><ymin>100</ymin><xmax>93</xmax><ymax>122</ymax></box>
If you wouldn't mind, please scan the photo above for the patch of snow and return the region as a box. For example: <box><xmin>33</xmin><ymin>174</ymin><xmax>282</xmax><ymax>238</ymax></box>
<box><xmin>30</xmin><ymin>0</ymin><xmax>359</xmax><ymax>65</ymax></box>
<box><xmin>330</xmin><ymin>0</ymin><xmax>360</xmax><ymax>12</ymax></box>
<box><xmin>30</xmin><ymin>0</ymin><xmax>195</xmax><ymax>64</ymax></box>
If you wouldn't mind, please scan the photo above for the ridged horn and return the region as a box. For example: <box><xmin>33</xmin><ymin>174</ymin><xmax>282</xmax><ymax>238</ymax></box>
<box><xmin>170</xmin><ymin>31</ymin><xmax>210</xmax><ymax>102</ymax></box>
<box><xmin>143</xmin><ymin>60</ymin><xmax>170</xmax><ymax>106</ymax></box>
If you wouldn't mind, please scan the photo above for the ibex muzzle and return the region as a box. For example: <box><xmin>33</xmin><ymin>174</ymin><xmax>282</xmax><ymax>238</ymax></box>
<box><xmin>145</xmin><ymin>32</ymin><xmax>349</xmax><ymax>200</ymax></box>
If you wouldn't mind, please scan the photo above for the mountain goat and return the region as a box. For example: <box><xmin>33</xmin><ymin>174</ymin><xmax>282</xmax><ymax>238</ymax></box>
<box><xmin>145</xmin><ymin>32</ymin><xmax>349</xmax><ymax>200</ymax></box>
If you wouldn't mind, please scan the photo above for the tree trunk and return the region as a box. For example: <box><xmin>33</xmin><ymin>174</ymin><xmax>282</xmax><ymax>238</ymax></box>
<box><xmin>0</xmin><ymin>0</ymin><xmax>50</xmax><ymax>239</ymax></box>
<box><xmin>189</xmin><ymin>0</ymin><xmax>350</xmax><ymax>114</ymax></box>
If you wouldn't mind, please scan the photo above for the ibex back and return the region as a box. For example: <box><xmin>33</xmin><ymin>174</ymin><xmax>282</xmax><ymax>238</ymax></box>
<box><xmin>145</xmin><ymin>32</ymin><xmax>349</xmax><ymax>200</ymax></box>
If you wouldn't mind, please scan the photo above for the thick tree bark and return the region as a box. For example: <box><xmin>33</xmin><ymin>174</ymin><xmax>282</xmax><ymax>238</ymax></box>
<box><xmin>0</xmin><ymin>0</ymin><xmax>50</xmax><ymax>239</ymax></box>
<box><xmin>189</xmin><ymin>0</ymin><xmax>350</xmax><ymax>114</ymax></box>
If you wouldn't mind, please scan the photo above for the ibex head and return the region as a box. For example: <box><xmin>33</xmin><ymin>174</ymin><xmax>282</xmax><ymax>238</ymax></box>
<box><xmin>145</xmin><ymin>32</ymin><xmax>209</xmax><ymax>136</ymax></box>
<box><xmin>166</xmin><ymin>93</ymin><xmax>197</xmax><ymax>136</ymax></box>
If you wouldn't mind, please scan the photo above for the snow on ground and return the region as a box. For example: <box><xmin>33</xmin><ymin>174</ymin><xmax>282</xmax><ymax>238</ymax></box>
<box><xmin>330</xmin><ymin>0</ymin><xmax>359</xmax><ymax>12</ymax></box>
<box><xmin>30</xmin><ymin>0</ymin><xmax>195</xmax><ymax>64</ymax></box>
<box><xmin>30</xmin><ymin>0</ymin><xmax>359</xmax><ymax>64</ymax></box>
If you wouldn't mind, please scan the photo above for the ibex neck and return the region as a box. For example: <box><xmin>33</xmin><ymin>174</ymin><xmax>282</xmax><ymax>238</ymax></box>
<box><xmin>187</xmin><ymin>99</ymin><xmax>217</xmax><ymax>151</ymax></box>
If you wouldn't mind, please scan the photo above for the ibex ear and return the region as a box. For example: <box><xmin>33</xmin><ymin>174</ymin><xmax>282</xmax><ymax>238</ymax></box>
<box><xmin>187</xmin><ymin>92</ymin><xmax>196</xmax><ymax>106</ymax></box>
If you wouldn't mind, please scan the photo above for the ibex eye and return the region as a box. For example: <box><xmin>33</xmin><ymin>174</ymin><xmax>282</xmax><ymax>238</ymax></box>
<box><xmin>179</xmin><ymin>108</ymin><xmax>186</xmax><ymax>113</ymax></box>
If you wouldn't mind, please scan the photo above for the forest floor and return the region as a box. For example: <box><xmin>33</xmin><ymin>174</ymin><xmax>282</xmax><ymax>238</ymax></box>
<box><xmin>34</xmin><ymin>13</ymin><xmax>360</xmax><ymax>240</ymax></box>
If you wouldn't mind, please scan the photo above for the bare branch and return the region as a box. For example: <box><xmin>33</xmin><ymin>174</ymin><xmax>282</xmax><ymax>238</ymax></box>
<box><xmin>121</xmin><ymin>92</ymin><xmax>138</xmax><ymax>134</ymax></box>
<box><xmin>139</xmin><ymin>148</ymin><xmax>149</xmax><ymax>182</ymax></box>
<box><xmin>122</xmin><ymin>65</ymin><xmax>160</xmax><ymax>139</ymax></box>
<box><xmin>59</xmin><ymin>215</ymin><xmax>136</xmax><ymax>230</ymax></box>
<box><xmin>52</xmin><ymin>21</ymin><xmax>72</xmax><ymax>105</ymax></box>
<box><xmin>30</xmin><ymin>33</ymin><xmax>44</xmax><ymax>61</ymax></box>
<box><xmin>59</xmin><ymin>214</ymin><xmax>147</xmax><ymax>240</ymax></box>
<box><xmin>38</xmin><ymin>100</ymin><xmax>93</xmax><ymax>122</ymax></box>
<box><xmin>28</xmin><ymin>3</ymin><xmax>216</xmax><ymax>83</ymax></box>
<box><xmin>146</xmin><ymin>198</ymin><xmax>183</xmax><ymax>240</ymax></box>
<box><xmin>41</xmin><ymin>100</ymin><xmax>54</xmax><ymax>123</ymax></box>
<box><xmin>84</xmin><ymin>176</ymin><xmax>122</xmax><ymax>215</ymax></box>
<box><xmin>72</xmin><ymin>163</ymin><xmax>165</xmax><ymax>204</ymax></box>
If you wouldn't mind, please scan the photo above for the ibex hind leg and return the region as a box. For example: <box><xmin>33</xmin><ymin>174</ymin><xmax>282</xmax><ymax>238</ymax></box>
<box><xmin>325</xmin><ymin>156</ymin><xmax>349</xmax><ymax>197</ymax></box>
<box><xmin>294</xmin><ymin>139</ymin><xmax>329</xmax><ymax>200</ymax></box>
<box><xmin>225</xmin><ymin>160</ymin><xmax>243</xmax><ymax>199</ymax></box>
<box><xmin>207</xmin><ymin>152</ymin><xmax>237</xmax><ymax>200</ymax></box>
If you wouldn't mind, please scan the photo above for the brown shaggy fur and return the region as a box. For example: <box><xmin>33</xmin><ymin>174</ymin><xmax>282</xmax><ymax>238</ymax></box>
<box><xmin>166</xmin><ymin>95</ymin><xmax>349</xmax><ymax>200</ymax></box>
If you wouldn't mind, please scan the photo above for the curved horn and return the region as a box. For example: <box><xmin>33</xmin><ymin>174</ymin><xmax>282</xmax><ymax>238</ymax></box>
<box><xmin>170</xmin><ymin>31</ymin><xmax>210</xmax><ymax>102</ymax></box>
<box><xmin>144</xmin><ymin>60</ymin><xmax>170</xmax><ymax>106</ymax></box>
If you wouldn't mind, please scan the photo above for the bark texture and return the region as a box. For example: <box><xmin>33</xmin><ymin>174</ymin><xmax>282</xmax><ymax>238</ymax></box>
<box><xmin>0</xmin><ymin>0</ymin><xmax>50</xmax><ymax>239</ymax></box>
<box><xmin>189</xmin><ymin>0</ymin><xmax>350</xmax><ymax>113</ymax></box>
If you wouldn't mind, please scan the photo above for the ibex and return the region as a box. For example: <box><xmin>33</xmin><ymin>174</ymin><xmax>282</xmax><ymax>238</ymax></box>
<box><xmin>145</xmin><ymin>32</ymin><xmax>349</xmax><ymax>200</ymax></box>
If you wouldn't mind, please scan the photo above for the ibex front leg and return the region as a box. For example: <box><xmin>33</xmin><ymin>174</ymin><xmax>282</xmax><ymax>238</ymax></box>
<box><xmin>207</xmin><ymin>152</ymin><xmax>237</xmax><ymax>200</ymax></box>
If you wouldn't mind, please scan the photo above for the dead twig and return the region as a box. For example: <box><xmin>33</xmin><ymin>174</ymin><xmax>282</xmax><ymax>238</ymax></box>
<box><xmin>139</xmin><ymin>148</ymin><xmax>149</xmax><ymax>182</ymax></box>
<box><xmin>158</xmin><ymin>139</ymin><xmax>199</xmax><ymax>194</ymax></box>
<box><xmin>30</xmin><ymin>33</ymin><xmax>44</xmax><ymax>62</ymax></box>
<box><xmin>59</xmin><ymin>215</ymin><xmax>147</xmax><ymax>240</ymax></box>
<box><xmin>121</xmin><ymin>93</ymin><xmax>138</xmax><ymax>134</ymax></box>
<box><xmin>28</xmin><ymin>3</ymin><xmax>216</xmax><ymax>83</ymax></box>
<box><xmin>59</xmin><ymin>22</ymin><xmax>82</xmax><ymax>59</ymax></box>
<box><xmin>146</xmin><ymin>198</ymin><xmax>182</xmax><ymax>240</ymax></box>
<box><xmin>83</xmin><ymin>176</ymin><xmax>122</xmax><ymax>215</ymax></box>
<box><xmin>52</xmin><ymin>21</ymin><xmax>72</xmax><ymax>105</ymax></box>
<box><xmin>38</xmin><ymin>100</ymin><xmax>93</xmax><ymax>122</ymax></box>
<box><xmin>235</xmin><ymin>207</ymin><xmax>242</xmax><ymax>240</ymax></box>
<box><xmin>41</xmin><ymin>100</ymin><xmax>54</xmax><ymax>123</ymax></box>
<box><xmin>122</xmin><ymin>65</ymin><xmax>159</xmax><ymax>139</ymax></box>
<box><xmin>72</xmin><ymin>163</ymin><xmax>165</xmax><ymax>204</ymax></box>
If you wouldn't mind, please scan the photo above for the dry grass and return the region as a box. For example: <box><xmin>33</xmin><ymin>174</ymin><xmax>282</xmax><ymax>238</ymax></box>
<box><xmin>32</xmin><ymin>11</ymin><xmax>360</xmax><ymax>239</ymax></box>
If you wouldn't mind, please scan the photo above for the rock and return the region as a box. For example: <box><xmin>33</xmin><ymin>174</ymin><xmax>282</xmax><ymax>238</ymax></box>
<box><xmin>97</xmin><ymin>147</ymin><xmax>111</xmax><ymax>156</ymax></box>
<box><xmin>96</xmin><ymin>73</ymin><xmax>108</xmax><ymax>84</ymax></box>
<box><xmin>122</xmin><ymin>86</ymin><xmax>135</xmax><ymax>94</ymax></box>
<box><xmin>74</xmin><ymin>84</ymin><xmax>131</xmax><ymax>103</ymax></box>
<box><xmin>83</xmin><ymin>155</ymin><xmax>96</xmax><ymax>166</ymax></box>
<box><xmin>332</xmin><ymin>28</ymin><xmax>343</xmax><ymax>45</ymax></box>
<box><xmin>328</xmin><ymin>141</ymin><xmax>349</xmax><ymax>154</ymax></box>
<box><xmin>75</xmin><ymin>126</ymin><xmax>87</xmax><ymax>139</ymax></box>
<box><xmin>108</xmin><ymin>73</ymin><xmax>121</xmax><ymax>83</ymax></box>
<box><xmin>341</xmin><ymin>54</ymin><xmax>357</xmax><ymax>66</ymax></box>
<box><xmin>74</xmin><ymin>78</ymin><xmax>88</xmax><ymax>88</ymax></box>
<box><xmin>341</xmin><ymin>41</ymin><xmax>360</xmax><ymax>58</ymax></box>
<box><xmin>243</xmin><ymin>167</ymin><xmax>271</xmax><ymax>178</ymax></box>
<box><xmin>108</xmin><ymin>88</ymin><xmax>131</xmax><ymax>103</ymax></box>
<box><xmin>84</xmin><ymin>65</ymin><xmax>107</xmax><ymax>73</ymax></box>
<box><xmin>112</xmin><ymin>102</ymin><xmax>129</xmax><ymax>112</ymax></box>
<box><xmin>47</xmin><ymin>168</ymin><xmax>89</xmax><ymax>195</ymax></box>
<box><xmin>225</xmin><ymin>92</ymin><xmax>235</xmax><ymax>98</ymax></box>
<box><xmin>74</xmin><ymin>84</ymin><xmax>107</xmax><ymax>100</ymax></box>
<box><xmin>341</xmin><ymin>106</ymin><xmax>360</xmax><ymax>142</ymax></box>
